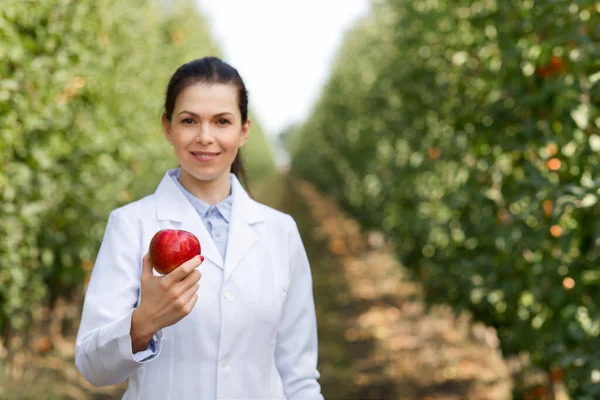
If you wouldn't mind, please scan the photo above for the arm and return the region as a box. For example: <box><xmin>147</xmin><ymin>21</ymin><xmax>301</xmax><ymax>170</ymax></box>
<box><xmin>75</xmin><ymin>209</ymin><xmax>162</xmax><ymax>387</ymax></box>
<box><xmin>275</xmin><ymin>216</ymin><xmax>324</xmax><ymax>400</ymax></box>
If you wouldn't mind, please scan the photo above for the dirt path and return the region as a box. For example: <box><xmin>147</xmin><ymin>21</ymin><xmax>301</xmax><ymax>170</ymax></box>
<box><xmin>262</xmin><ymin>176</ymin><xmax>513</xmax><ymax>399</ymax></box>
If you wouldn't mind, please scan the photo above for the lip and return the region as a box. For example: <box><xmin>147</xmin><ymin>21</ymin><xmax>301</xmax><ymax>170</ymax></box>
<box><xmin>191</xmin><ymin>151</ymin><xmax>220</xmax><ymax>161</ymax></box>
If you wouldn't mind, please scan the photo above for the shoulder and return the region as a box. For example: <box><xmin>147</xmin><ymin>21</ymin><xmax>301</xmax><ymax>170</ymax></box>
<box><xmin>107</xmin><ymin>192</ymin><xmax>158</xmax><ymax>224</ymax></box>
<box><xmin>251</xmin><ymin>201</ymin><xmax>309</xmax><ymax>276</ymax></box>
<box><xmin>251</xmin><ymin>200</ymin><xmax>302</xmax><ymax>243</ymax></box>
<box><xmin>254</xmin><ymin>201</ymin><xmax>295</xmax><ymax>228</ymax></box>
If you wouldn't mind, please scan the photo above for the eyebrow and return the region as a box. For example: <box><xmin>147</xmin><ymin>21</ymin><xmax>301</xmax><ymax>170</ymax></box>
<box><xmin>177</xmin><ymin>111</ymin><xmax>235</xmax><ymax>118</ymax></box>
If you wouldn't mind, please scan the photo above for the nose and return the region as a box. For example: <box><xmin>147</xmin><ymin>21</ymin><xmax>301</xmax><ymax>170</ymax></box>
<box><xmin>195</xmin><ymin>123</ymin><xmax>214</xmax><ymax>144</ymax></box>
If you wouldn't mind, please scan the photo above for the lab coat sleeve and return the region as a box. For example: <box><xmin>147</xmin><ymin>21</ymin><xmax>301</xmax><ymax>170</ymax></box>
<box><xmin>75</xmin><ymin>209</ymin><xmax>163</xmax><ymax>387</ymax></box>
<box><xmin>275</xmin><ymin>216</ymin><xmax>324</xmax><ymax>400</ymax></box>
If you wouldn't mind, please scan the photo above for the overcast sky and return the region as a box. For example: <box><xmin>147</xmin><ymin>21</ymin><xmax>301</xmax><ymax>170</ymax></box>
<box><xmin>196</xmin><ymin>0</ymin><xmax>370</xmax><ymax>138</ymax></box>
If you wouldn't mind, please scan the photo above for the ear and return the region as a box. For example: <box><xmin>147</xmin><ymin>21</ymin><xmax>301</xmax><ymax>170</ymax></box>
<box><xmin>239</xmin><ymin>118</ymin><xmax>251</xmax><ymax>147</ymax></box>
<box><xmin>161</xmin><ymin>114</ymin><xmax>173</xmax><ymax>144</ymax></box>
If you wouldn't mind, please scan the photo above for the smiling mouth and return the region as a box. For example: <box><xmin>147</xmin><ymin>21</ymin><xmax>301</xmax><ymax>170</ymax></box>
<box><xmin>191</xmin><ymin>151</ymin><xmax>220</xmax><ymax>161</ymax></box>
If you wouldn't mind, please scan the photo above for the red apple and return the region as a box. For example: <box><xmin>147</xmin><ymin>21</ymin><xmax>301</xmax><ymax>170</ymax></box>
<box><xmin>149</xmin><ymin>229</ymin><xmax>201</xmax><ymax>275</ymax></box>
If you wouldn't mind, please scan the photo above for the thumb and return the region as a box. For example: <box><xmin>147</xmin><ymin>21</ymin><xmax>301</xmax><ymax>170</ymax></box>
<box><xmin>141</xmin><ymin>252</ymin><xmax>154</xmax><ymax>277</ymax></box>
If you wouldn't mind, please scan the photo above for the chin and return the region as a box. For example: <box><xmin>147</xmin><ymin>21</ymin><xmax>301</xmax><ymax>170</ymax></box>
<box><xmin>182</xmin><ymin>165</ymin><xmax>229</xmax><ymax>183</ymax></box>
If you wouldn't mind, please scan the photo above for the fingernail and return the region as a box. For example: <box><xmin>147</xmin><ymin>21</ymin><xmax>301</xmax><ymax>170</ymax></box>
<box><xmin>200</xmin><ymin>255</ymin><xmax>204</xmax><ymax>263</ymax></box>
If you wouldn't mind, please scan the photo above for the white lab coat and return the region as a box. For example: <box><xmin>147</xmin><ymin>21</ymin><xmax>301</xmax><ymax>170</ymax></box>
<box><xmin>75</xmin><ymin>169</ymin><xmax>324</xmax><ymax>400</ymax></box>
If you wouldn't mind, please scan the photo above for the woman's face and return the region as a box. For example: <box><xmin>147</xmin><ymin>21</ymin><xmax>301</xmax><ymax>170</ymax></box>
<box><xmin>162</xmin><ymin>82</ymin><xmax>250</xmax><ymax>186</ymax></box>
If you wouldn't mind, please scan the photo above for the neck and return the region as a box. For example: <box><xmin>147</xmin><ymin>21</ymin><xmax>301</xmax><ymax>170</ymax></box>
<box><xmin>178</xmin><ymin>169</ymin><xmax>232</xmax><ymax>205</ymax></box>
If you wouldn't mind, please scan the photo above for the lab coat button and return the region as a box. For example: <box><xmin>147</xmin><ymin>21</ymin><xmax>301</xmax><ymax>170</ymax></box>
<box><xmin>223</xmin><ymin>291</ymin><xmax>231</xmax><ymax>299</ymax></box>
<box><xmin>220</xmin><ymin>358</ymin><xmax>229</xmax><ymax>368</ymax></box>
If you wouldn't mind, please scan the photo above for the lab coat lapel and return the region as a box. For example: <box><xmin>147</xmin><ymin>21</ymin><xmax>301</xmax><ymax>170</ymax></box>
<box><xmin>180</xmin><ymin>208</ymin><xmax>223</xmax><ymax>269</ymax></box>
<box><xmin>223</xmin><ymin>175</ymin><xmax>262</xmax><ymax>281</ymax></box>
<box><xmin>154</xmin><ymin>169</ymin><xmax>224</xmax><ymax>269</ymax></box>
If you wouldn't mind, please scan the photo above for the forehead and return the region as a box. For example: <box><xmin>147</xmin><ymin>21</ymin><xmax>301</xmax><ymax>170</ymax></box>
<box><xmin>174</xmin><ymin>82</ymin><xmax>239</xmax><ymax>115</ymax></box>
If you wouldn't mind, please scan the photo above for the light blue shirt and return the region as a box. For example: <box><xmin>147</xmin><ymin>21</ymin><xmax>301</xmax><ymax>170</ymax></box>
<box><xmin>169</xmin><ymin>168</ymin><xmax>232</xmax><ymax>263</ymax></box>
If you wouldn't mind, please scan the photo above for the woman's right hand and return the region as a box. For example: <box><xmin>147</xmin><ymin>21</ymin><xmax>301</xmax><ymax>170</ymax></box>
<box><xmin>130</xmin><ymin>252</ymin><xmax>204</xmax><ymax>353</ymax></box>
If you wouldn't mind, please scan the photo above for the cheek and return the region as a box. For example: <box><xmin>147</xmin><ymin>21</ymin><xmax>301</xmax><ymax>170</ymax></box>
<box><xmin>220</xmin><ymin>133</ymin><xmax>243</xmax><ymax>151</ymax></box>
<box><xmin>173</xmin><ymin>139</ymin><xmax>187</xmax><ymax>151</ymax></box>
<box><xmin>172</xmin><ymin>130</ymin><xmax>196</xmax><ymax>146</ymax></box>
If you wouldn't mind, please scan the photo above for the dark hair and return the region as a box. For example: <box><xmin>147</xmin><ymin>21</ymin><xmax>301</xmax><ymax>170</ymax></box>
<box><xmin>164</xmin><ymin>56</ymin><xmax>250</xmax><ymax>190</ymax></box>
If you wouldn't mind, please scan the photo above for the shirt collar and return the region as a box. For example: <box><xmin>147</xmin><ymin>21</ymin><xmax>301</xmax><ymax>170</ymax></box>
<box><xmin>169</xmin><ymin>168</ymin><xmax>233</xmax><ymax>223</ymax></box>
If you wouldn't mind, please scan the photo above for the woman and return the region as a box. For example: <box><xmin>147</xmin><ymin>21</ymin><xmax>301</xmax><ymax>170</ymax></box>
<box><xmin>75</xmin><ymin>57</ymin><xmax>324</xmax><ymax>400</ymax></box>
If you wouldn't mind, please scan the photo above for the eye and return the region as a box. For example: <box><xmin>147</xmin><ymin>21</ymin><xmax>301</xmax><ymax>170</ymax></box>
<box><xmin>216</xmin><ymin>118</ymin><xmax>231</xmax><ymax>126</ymax></box>
<box><xmin>181</xmin><ymin>117</ymin><xmax>195</xmax><ymax>124</ymax></box>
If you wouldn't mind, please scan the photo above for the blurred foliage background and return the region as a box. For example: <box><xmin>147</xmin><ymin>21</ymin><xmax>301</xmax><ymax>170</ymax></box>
<box><xmin>0</xmin><ymin>0</ymin><xmax>275</xmax><ymax>358</ymax></box>
<box><xmin>3</xmin><ymin>0</ymin><xmax>600</xmax><ymax>398</ymax></box>
<box><xmin>288</xmin><ymin>0</ymin><xmax>600</xmax><ymax>398</ymax></box>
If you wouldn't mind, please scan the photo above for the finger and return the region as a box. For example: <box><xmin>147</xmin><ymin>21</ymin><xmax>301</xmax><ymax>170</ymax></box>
<box><xmin>176</xmin><ymin>286</ymin><xmax>199</xmax><ymax>315</ymax></box>
<box><xmin>141</xmin><ymin>253</ymin><xmax>153</xmax><ymax>277</ymax></box>
<box><xmin>165</xmin><ymin>254</ymin><xmax>202</xmax><ymax>284</ymax></box>
<box><xmin>179</xmin><ymin>268</ymin><xmax>202</xmax><ymax>291</ymax></box>
<box><xmin>182</xmin><ymin>280</ymin><xmax>200</xmax><ymax>300</ymax></box>
<box><xmin>183</xmin><ymin>292</ymin><xmax>199</xmax><ymax>314</ymax></box>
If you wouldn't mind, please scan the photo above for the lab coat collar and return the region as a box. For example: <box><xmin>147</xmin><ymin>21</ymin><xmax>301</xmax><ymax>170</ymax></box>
<box><xmin>154</xmin><ymin>168</ymin><xmax>263</xmax><ymax>274</ymax></box>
